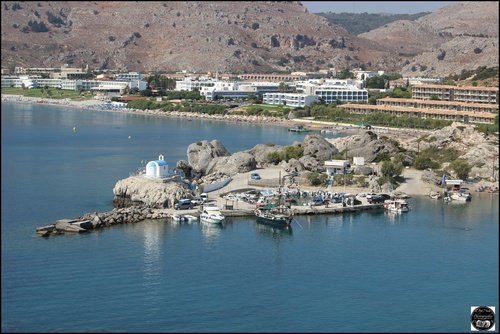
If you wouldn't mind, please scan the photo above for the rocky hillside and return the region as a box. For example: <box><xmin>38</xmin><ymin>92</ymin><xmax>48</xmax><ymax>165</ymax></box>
<box><xmin>180</xmin><ymin>123</ymin><xmax>498</xmax><ymax>187</ymax></box>
<box><xmin>359</xmin><ymin>1</ymin><xmax>499</xmax><ymax>78</ymax></box>
<box><xmin>1</xmin><ymin>1</ymin><xmax>498</xmax><ymax>77</ymax></box>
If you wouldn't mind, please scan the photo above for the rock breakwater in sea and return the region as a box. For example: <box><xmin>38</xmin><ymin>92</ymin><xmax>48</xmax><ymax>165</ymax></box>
<box><xmin>36</xmin><ymin>206</ymin><xmax>172</xmax><ymax>237</ymax></box>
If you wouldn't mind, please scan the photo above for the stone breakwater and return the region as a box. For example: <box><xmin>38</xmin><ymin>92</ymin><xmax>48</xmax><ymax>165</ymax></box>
<box><xmin>35</xmin><ymin>206</ymin><xmax>172</xmax><ymax>237</ymax></box>
<box><xmin>35</xmin><ymin>199</ymin><xmax>386</xmax><ymax>237</ymax></box>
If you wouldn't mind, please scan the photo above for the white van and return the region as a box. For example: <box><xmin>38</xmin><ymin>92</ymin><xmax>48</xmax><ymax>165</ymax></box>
<box><xmin>200</xmin><ymin>193</ymin><xmax>209</xmax><ymax>202</ymax></box>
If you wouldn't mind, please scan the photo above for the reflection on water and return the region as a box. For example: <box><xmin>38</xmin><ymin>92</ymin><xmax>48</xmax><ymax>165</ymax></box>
<box><xmin>141</xmin><ymin>220</ymin><xmax>164</xmax><ymax>304</ymax></box>
<box><xmin>254</xmin><ymin>222</ymin><xmax>293</xmax><ymax>237</ymax></box>
<box><xmin>201</xmin><ymin>221</ymin><xmax>224</xmax><ymax>241</ymax></box>
<box><xmin>383</xmin><ymin>210</ymin><xmax>410</xmax><ymax>223</ymax></box>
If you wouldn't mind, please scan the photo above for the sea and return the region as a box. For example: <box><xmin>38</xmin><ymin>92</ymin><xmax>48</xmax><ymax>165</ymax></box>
<box><xmin>1</xmin><ymin>101</ymin><xmax>499</xmax><ymax>333</ymax></box>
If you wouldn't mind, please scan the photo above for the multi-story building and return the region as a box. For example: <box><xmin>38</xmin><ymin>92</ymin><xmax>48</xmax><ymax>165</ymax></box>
<box><xmin>377</xmin><ymin>97</ymin><xmax>499</xmax><ymax>114</ymax></box>
<box><xmin>295</xmin><ymin>79</ymin><xmax>368</xmax><ymax>104</ymax></box>
<box><xmin>262</xmin><ymin>93</ymin><xmax>319</xmax><ymax>108</ymax></box>
<box><xmin>236</xmin><ymin>73</ymin><xmax>305</xmax><ymax>82</ymax></box>
<box><xmin>1</xmin><ymin>76</ymin><xmax>147</xmax><ymax>96</ymax></box>
<box><xmin>339</xmin><ymin>103</ymin><xmax>497</xmax><ymax>124</ymax></box>
<box><xmin>199</xmin><ymin>81</ymin><xmax>282</xmax><ymax>101</ymax></box>
<box><xmin>175</xmin><ymin>77</ymin><xmax>216</xmax><ymax>91</ymax></box>
<box><xmin>412</xmin><ymin>84</ymin><xmax>498</xmax><ymax>104</ymax></box>
<box><xmin>116</xmin><ymin>72</ymin><xmax>143</xmax><ymax>81</ymax></box>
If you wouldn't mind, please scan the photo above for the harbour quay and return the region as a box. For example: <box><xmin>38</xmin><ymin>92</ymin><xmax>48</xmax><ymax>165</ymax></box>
<box><xmin>35</xmin><ymin>199</ymin><xmax>384</xmax><ymax>237</ymax></box>
<box><xmin>219</xmin><ymin>201</ymin><xmax>384</xmax><ymax>217</ymax></box>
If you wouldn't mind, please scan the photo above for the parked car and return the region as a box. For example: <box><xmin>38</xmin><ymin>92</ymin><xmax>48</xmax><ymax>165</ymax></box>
<box><xmin>306</xmin><ymin>197</ymin><xmax>324</xmax><ymax>206</ymax></box>
<box><xmin>191</xmin><ymin>198</ymin><xmax>204</xmax><ymax>206</ymax></box>
<box><xmin>378</xmin><ymin>194</ymin><xmax>392</xmax><ymax>201</ymax></box>
<box><xmin>343</xmin><ymin>197</ymin><xmax>362</xmax><ymax>206</ymax></box>
<box><xmin>175</xmin><ymin>199</ymin><xmax>193</xmax><ymax>210</ymax></box>
<box><xmin>367</xmin><ymin>194</ymin><xmax>392</xmax><ymax>204</ymax></box>
<box><xmin>200</xmin><ymin>193</ymin><xmax>209</xmax><ymax>202</ymax></box>
<box><xmin>250</xmin><ymin>173</ymin><xmax>261</xmax><ymax>180</ymax></box>
<box><xmin>356</xmin><ymin>192</ymin><xmax>376</xmax><ymax>200</ymax></box>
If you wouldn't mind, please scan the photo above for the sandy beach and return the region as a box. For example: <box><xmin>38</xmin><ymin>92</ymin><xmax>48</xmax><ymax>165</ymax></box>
<box><xmin>1</xmin><ymin>94</ymin><xmax>422</xmax><ymax>136</ymax></box>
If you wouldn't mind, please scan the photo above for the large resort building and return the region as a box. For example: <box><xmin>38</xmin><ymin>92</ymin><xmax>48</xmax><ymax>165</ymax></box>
<box><xmin>339</xmin><ymin>85</ymin><xmax>499</xmax><ymax>125</ymax></box>
<box><xmin>411</xmin><ymin>84</ymin><xmax>498</xmax><ymax>104</ymax></box>
<box><xmin>339</xmin><ymin>103</ymin><xmax>497</xmax><ymax>124</ymax></box>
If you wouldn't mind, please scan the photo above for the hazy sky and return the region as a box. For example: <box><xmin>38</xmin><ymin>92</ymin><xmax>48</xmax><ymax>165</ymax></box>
<box><xmin>301</xmin><ymin>1</ymin><xmax>457</xmax><ymax>14</ymax></box>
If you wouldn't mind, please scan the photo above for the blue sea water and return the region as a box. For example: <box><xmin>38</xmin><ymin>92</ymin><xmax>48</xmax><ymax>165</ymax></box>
<box><xmin>1</xmin><ymin>102</ymin><xmax>498</xmax><ymax>333</ymax></box>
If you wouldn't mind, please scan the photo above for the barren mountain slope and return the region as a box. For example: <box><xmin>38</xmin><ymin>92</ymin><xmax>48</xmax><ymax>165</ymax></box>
<box><xmin>1</xmin><ymin>1</ymin><xmax>497</xmax><ymax>76</ymax></box>
<box><xmin>359</xmin><ymin>1</ymin><xmax>498</xmax><ymax>77</ymax></box>
<box><xmin>1</xmin><ymin>1</ymin><xmax>392</xmax><ymax>73</ymax></box>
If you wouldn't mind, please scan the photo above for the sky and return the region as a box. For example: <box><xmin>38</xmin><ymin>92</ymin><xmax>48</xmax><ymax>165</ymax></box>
<box><xmin>301</xmin><ymin>1</ymin><xmax>457</xmax><ymax>14</ymax></box>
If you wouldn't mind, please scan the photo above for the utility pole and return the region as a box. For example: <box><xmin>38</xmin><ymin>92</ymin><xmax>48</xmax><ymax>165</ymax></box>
<box><xmin>493</xmin><ymin>154</ymin><xmax>498</xmax><ymax>182</ymax></box>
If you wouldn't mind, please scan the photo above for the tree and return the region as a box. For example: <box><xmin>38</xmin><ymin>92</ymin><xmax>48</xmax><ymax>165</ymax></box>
<box><xmin>380</xmin><ymin>160</ymin><xmax>403</xmax><ymax>181</ymax></box>
<box><xmin>449</xmin><ymin>159</ymin><xmax>471</xmax><ymax>181</ymax></box>
<box><xmin>306</xmin><ymin>172</ymin><xmax>328</xmax><ymax>186</ymax></box>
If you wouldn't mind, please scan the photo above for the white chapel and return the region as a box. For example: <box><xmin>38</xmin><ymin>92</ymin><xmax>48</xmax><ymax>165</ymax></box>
<box><xmin>145</xmin><ymin>154</ymin><xmax>169</xmax><ymax>178</ymax></box>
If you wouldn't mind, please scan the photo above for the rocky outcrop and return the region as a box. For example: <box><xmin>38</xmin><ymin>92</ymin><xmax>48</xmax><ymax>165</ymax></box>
<box><xmin>114</xmin><ymin>123</ymin><xmax>498</xmax><ymax>208</ymax></box>
<box><xmin>395</xmin><ymin>122</ymin><xmax>499</xmax><ymax>180</ymax></box>
<box><xmin>247</xmin><ymin>143</ymin><xmax>285</xmax><ymax>166</ymax></box>
<box><xmin>187</xmin><ymin>139</ymin><xmax>231</xmax><ymax>176</ymax></box>
<box><xmin>205</xmin><ymin>151</ymin><xmax>257</xmax><ymax>175</ymax></box>
<box><xmin>326</xmin><ymin>131</ymin><xmax>400</xmax><ymax>163</ymax></box>
<box><xmin>112</xmin><ymin>175</ymin><xmax>193</xmax><ymax>209</ymax></box>
<box><xmin>40</xmin><ymin>121</ymin><xmax>498</xmax><ymax>237</ymax></box>
<box><xmin>301</xmin><ymin>133</ymin><xmax>339</xmax><ymax>161</ymax></box>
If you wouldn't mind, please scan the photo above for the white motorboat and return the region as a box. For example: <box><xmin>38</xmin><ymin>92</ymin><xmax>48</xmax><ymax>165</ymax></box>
<box><xmin>172</xmin><ymin>213</ymin><xmax>185</xmax><ymax>222</ymax></box>
<box><xmin>183</xmin><ymin>214</ymin><xmax>199</xmax><ymax>223</ymax></box>
<box><xmin>450</xmin><ymin>191</ymin><xmax>472</xmax><ymax>201</ymax></box>
<box><xmin>384</xmin><ymin>199</ymin><xmax>411</xmax><ymax>213</ymax></box>
<box><xmin>199</xmin><ymin>204</ymin><xmax>225</xmax><ymax>224</ymax></box>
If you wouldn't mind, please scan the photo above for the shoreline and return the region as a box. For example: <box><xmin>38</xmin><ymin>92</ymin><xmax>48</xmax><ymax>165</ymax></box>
<box><xmin>3</xmin><ymin>94</ymin><xmax>498</xmax><ymax>195</ymax></box>
<box><xmin>1</xmin><ymin>94</ymin><xmax>427</xmax><ymax>137</ymax></box>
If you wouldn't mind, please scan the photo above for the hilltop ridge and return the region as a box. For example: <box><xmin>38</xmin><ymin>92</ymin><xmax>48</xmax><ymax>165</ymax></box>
<box><xmin>1</xmin><ymin>1</ymin><xmax>498</xmax><ymax>77</ymax></box>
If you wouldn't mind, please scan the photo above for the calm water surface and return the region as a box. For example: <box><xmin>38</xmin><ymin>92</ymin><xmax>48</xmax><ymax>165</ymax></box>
<box><xmin>2</xmin><ymin>102</ymin><xmax>498</xmax><ymax>333</ymax></box>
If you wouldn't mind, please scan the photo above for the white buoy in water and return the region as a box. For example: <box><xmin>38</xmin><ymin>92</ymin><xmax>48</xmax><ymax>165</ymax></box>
<box><xmin>128</xmin><ymin>135</ymin><xmax>132</xmax><ymax>139</ymax></box>
<box><xmin>73</xmin><ymin>127</ymin><xmax>76</xmax><ymax>131</ymax></box>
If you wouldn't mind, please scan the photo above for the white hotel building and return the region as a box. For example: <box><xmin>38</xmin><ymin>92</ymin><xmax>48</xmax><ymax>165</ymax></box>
<box><xmin>263</xmin><ymin>79</ymin><xmax>368</xmax><ymax>107</ymax></box>
<box><xmin>1</xmin><ymin>76</ymin><xmax>147</xmax><ymax>95</ymax></box>
<box><xmin>297</xmin><ymin>79</ymin><xmax>368</xmax><ymax>104</ymax></box>
<box><xmin>174</xmin><ymin>76</ymin><xmax>367</xmax><ymax>106</ymax></box>
<box><xmin>262</xmin><ymin>93</ymin><xmax>319</xmax><ymax>108</ymax></box>
<box><xmin>198</xmin><ymin>81</ymin><xmax>282</xmax><ymax>101</ymax></box>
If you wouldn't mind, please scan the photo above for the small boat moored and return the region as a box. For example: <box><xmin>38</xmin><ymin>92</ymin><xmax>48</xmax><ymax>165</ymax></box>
<box><xmin>384</xmin><ymin>199</ymin><xmax>411</xmax><ymax>213</ymax></box>
<box><xmin>172</xmin><ymin>213</ymin><xmax>186</xmax><ymax>222</ymax></box>
<box><xmin>288</xmin><ymin>125</ymin><xmax>310</xmax><ymax>133</ymax></box>
<box><xmin>183</xmin><ymin>214</ymin><xmax>199</xmax><ymax>223</ymax></box>
<box><xmin>200</xmin><ymin>203</ymin><xmax>225</xmax><ymax>224</ymax></box>
<box><xmin>450</xmin><ymin>191</ymin><xmax>472</xmax><ymax>201</ymax></box>
<box><xmin>255</xmin><ymin>203</ymin><xmax>293</xmax><ymax>227</ymax></box>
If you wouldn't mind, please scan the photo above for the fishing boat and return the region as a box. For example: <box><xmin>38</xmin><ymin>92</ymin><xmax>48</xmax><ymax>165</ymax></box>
<box><xmin>384</xmin><ymin>199</ymin><xmax>411</xmax><ymax>213</ymax></box>
<box><xmin>200</xmin><ymin>203</ymin><xmax>225</xmax><ymax>224</ymax></box>
<box><xmin>288</xmin><ymin>125</ymin><xmax>310</xmax><ymax>133</ymax></box>
<box><xmin>255</xmin><ymin>203</ymin><xmax>293</xmax><ymax>227</ymax></box>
